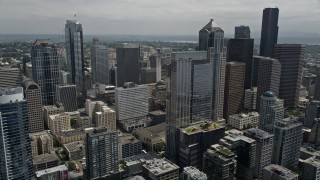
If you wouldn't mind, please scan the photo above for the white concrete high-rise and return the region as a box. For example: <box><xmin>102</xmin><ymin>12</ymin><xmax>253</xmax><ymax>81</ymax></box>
<box><xmin>259</xmin><ymin>91</ymin><xmax>284</xmax><ymax>133</ymax></box>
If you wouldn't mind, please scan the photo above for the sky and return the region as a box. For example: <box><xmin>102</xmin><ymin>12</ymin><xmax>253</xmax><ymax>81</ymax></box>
<box><xmin>0</xmin><ymin>0</ymin><xmax>319</xmax><ymax>36</ymax></box>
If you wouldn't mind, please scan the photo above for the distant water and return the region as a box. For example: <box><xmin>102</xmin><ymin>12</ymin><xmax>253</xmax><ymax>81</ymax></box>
<box><xmin>0</xmin><ymin>34</ymin><xmax>319</xmax><ymax>45</ymax></box>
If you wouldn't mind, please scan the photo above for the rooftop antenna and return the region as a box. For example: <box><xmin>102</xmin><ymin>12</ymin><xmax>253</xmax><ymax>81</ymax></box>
<box><xmin>74</xmin><ymin>13</ymin><xmax>77</xmax><ymax>21</ymax></box>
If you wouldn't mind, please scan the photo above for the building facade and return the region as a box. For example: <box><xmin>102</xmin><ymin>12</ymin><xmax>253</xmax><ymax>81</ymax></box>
<box><xmin>65</xmin><ymin>20</ymin><xmax>85</xmax><ymax>90</ymax></box>
<box><xmin>0</xmin><ymin>87</ymin><xmax>34</xmax><ymax>179</ymax></box>
<box><xmin>56</xmin><ymin>84</ymin><xmax>78</xmax><ymax>112</ymax></box>
<box><xmin>259</xmin><ymin>8</ymin><xmax>279</xmax><ymax>57</ymax></box>
<box><xmin>22</xmin><ymin>78</ymin><xmax>44</xmax><ymax>133</ymax></box>
<box><xmin>91</xmin><ymin>43</ymin><xmax>109</xmax><ymax>85</ymax></box>
<box><xmin>228</xmin><ymin>112</ymin><xmax>259</xmax><ymax>130</ymax></box>
<box><xmin>31</xmin><ymin>39</ymin><xmax>60</xmax><ymax>105</ymax></box>
<box><xmin>0</xmin><ymin>67</ymin><xmax>21</xmax><ymax>88</ymax></box>
<box><xmin>272</xmin><ymin>118</ymin><xmax>303</xmax><ymax>168</ymax></box>
<box><xmin>275</xmin><ymin>44</ymin><xmax>305</xmax><ymax>107</ymax></box>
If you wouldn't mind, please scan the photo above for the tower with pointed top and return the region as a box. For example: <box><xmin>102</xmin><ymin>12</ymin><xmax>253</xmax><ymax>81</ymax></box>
<box><xmin>198</xmin><ymin>19</ymin><xmax>226</xmax><ymax>121</ymax></box>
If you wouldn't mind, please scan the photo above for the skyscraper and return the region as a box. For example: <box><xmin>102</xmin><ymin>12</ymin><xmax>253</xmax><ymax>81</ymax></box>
<box><xmin>272</xmin><ymin>117</ymin><xmax>302</xmax><ymax>168</ymax></box>
<box><xmin>149</xmin><ymin>55</ymin><xmax>162</xmax><ymax>81</ymax></box>
<box><xmin>244</xmin><ymin>87</ymin><xmax>257</xmax><ymax>111</ymax></box>
<box><xmin>0</xmin><ymin>67</ymin><xmax>21</xmax><ymax>88</ymax></box>
<box><xmin>22</xmin><ymin>78</ymin><xmax>44</xmax><ymax>133</ymax></box>
<box><xmin>0</xmin><ymin>87</ymin><xmax>34</xmax><ymax>179</ymax></box>
<box><xmin>31</xmin><ymin>39</ymin><xmax>60</xmax><ymax>105</ymax></box>
<box><xmin>65</xmin><ymin>20</ymin><xmax>84</xmax><ymax>89</ymax></box>
<box><xmin>85</xmin><ymin>127</ymin><xmax>118</xmax><ymax>179</ymax></box>
<box><xmin>259</xmin><ymin>91</ymin><xmax>284</xmax><ymax>133</ymax></box>
<box><xmin>314</xmin><ymin>68</ymin><xmax>320</xmax><ymax>101</ymax></box>
<box><xmin>223</xmin><ymin>62</ymin><xmax>245</xmax><ymax>120</ymax></box>
<box><xmin>244</xmin><ymin>128</ymin><xmax>274</xmax><ymax>179</ymax></box>
<box><xmin>116</xmin><ymin>43</ymin><xmax>140</xmax><ymax>87</ymax></box>
<box><xmin>91</xmin><ymin>41</ymin><xmax>109</xmax><ymax>85</ymax></box>
<box><xmin>166</xmin><ymin>51</ymin><xmax>213</xmax><ymax>163</ymax></box>
<box><xmin>199</xmin><ymin>19</ymin><xmax>226</xmax><ymax>121</ymax></box>
<box><xmin>275</xmin><ymin>44</ymin><xmax>305</xmax><ymax>107</ymax></box>
<box><xmin>305</xmin><ymin>100</ymin><xmax>320</xmax><ymax>128</ymax></box>
<box><xmin>259</xmin><ymin>8</ymin><xmax>279</xmax><ymax>57</ymax></box>
<box><xmin>255</xmin><ymin>56</ymin><xmax>281</xmax><ymax>109</ymax></box>
<box><xmin>56</xmin><ymin>84</ymin><xmax>77</xmax><ymax>112</ymax></box>
<box><xmin>227</xmin><ymin>27</ymin><xmax>254</xmax><ymax>89</ymax></box>
<box><xmin>235</xmin><ymin>25</ymin><xmax>251</xmax><ymax>39</ymax></box>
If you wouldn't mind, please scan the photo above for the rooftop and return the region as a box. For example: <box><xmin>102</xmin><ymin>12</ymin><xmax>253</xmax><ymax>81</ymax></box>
<box><xmin>181</xmin><ymin>121</ymin><xmax>222</xmax><ymax>135</ymax></box>
<box><xmin>148</xmin><ymin>110</ymin><xmax>166</xmax><ymax>116</ymax></box>
<box><xmin>29</xmin><ymin>130</ymin><xmax>53</xmax><ymax>140</ymax></box>
<box><xmin>223</xmin><ymin>129</ymin><xmax>255</xmax><ymax>144</ymax></box>
<box><xmin>263</xmin><ymin>91</ymin><xmax>276</xmax><ymax>98</ymax></box>
<box><xmin>206</xmin><ymin>144</ymin><xmax>236</xmax><ymax>159</ymax></box>
<box><xmin>63</xmin><ymin>141</ymin><xmax>84</xmax><ymax>152</ymax></box>
<box><xmin>183</xmin><ymin>166</ymin><xmax>207</xmax><ymax>179</ymax></box>
<box><xmin>229</xmin><ymin>112</ymin><xmax>259</xmax><ymax>119</ymax></box>
<box><xmin>244</xmin><ymin>128</ymin><xmax>274</xmax><ymax>139</ymax></box>
<box><xmin>33</xmin><ymin>153</ymin><xmax>59</xmax><ymax>165</ymax></box>
<box><xmin>143</xmin><ymin>158</ymin><xmax>179</xmax><ymax>175</ymax></box>
<box><xmin>118</xmin><ymin>134</ymin><xmax>140</xmax><ymax>145</ymax></box>
<box><xmin>35</xmin><ymin>165</ymin><xmax>68</xmax><ymax>177</ymax></box>
<box><xmin>264</xmin><ymin>164</ymin><xmax>298</xmax><ymax>178</ymax></box>
<box><xmin>124</xmin><ymin>152</ymin><xmax>159</xmax><ymax>167</ymax></box>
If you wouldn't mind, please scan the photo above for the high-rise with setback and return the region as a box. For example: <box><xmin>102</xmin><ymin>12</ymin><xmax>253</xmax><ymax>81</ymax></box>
<box><xmin>275</xmin><ymin>44</ymin><xmax>305</xmax><ymax>108</ymax></box>
<box><xmin>198</xmin><ymin>19</ymin><xmax>226</xmax><ymax>121</ymax></box>
<box><xmin>65</xmin><ymin>20</ymin><xmax>84</xmax><ymax>90</ymax></box>
<box><xmin>116</xmin><ymin>43</ymin><xmax>140</xmax><ymax>87</ymax></box>
<box><xmin>259</xmin><ymin>8</ymin><xmax>279</xmax><ymax>57</ymax></box>
<box><xmin>0</xmin><ymin>87</ymin><xmax>34</xmax><ymax>179</ymax></box>
<box><xmin>166</xmin><ymin>51</ymin><xmax>213</xmax><ymax>164</ymax></box>
<box><xmin>22</xmin><ymin>78</ymin><xmax>44</xmax><ymax>133</ymax></box>
<box><xmin>31</xmin><ymin>39</ymin><xmax>59</xmax><ymax>105</ymax></box>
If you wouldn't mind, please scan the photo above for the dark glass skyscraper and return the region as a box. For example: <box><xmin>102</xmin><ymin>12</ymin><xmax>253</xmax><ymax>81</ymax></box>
<box><xmin>65</xmin><ymin>20</ymin><xmax>84</xmax><ymax>90</ymax></box>
<box><xmin>116</xmin><ymin>43</ymin><xmax>140</xmax><ymax>87</ymax></box>
<box><xmin>31</xmin><ymin>39</ymin><xmax>60</xmax><ymax>105</ymax></box>
<box><xmin>275</xmin><ymin>44</ymin><xmax>305</xmax><ymax>108</ymax></box>
<box><xmin>166</xmin><ymin>51</ymin><xmax>213</xmax><ymax>163</ymax></box>
<box><xmin>259</xmin><ymin>8</ymin><xmax>279</xmax><ymax>57</ymax></box>
<box><xmin>227</xmin><ymin>27</ymin><xmax>254</xmax><ymax>89</ymax></box>
<box><xmin>0</xmin><ymin>87</ymin><xmax>34</xmax><ymax>179</ymax></box>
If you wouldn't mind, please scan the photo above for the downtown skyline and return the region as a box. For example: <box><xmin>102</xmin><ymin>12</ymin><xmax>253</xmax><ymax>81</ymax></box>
<box><xmin>0</xmin><ymin>0</ymin><xmax>319</xmax><ymax>36</ymax></box>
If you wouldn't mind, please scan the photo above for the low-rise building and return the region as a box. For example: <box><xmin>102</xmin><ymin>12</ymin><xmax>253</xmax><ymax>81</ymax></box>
<box><xmin>148</xmin><ymin>110</ymin><xmax>166</xmax><ymax>125</ymax></box>
<box><xmin>120</xmin><ymin>117</ymin><xmax>151</xmax><ymax>132</ymax></box>
<box><xmin>94</xmin><ymin>105</ymin><xmax>116</xmax><ymax>131</ymax></box>
<box><xmin>63</xmin><ymin>141</ymin><xmax>85</xmax><ymax>160</ymax></box>
<box><xmin>228</xmin><ymin>112</ymin><xmax>259</xmax><ymax>130</ymax></box>
<box><xmin>142</xmin><ymin>158</ymin><xmax>179</xmax><ymax>180</ymax></box>
<box><xmin>263</xmin><ymin>164</ymin><xmax>298</xmax><ymax>180</ymax></box>
<box><xmin>33</xmin><ymin>153</ymin><xmax>60</xmax><ymax>172</ymax></box>
<box><xmin>134</xmin><ymin>123</ymin><xmax>166</xmax><ymax>152</ymax></box>
<box><xmin>181</xmin><ymin>166</ymin><xmax>207</xmax><ymax>180</ymax></box>
<box><xmin>301</xmin><ymin>154</ymin><xmax>320</xmax><ymax>180</ymax></box>
<box><xmin>30</xmin><ymin>131</ymin><xmax>54</xmax><ymax>156</ymax></box>
<box><xmin>203</xmin><ymin>144</ymin><xmax>237</xmax><ymax>180</ymax></box>
<box><xmin>49</xmin><ymin>112</ymin><xmax>80</xmax><ymax>134</ymax></box>
<box><xmin>43</xmin><ymin>104</ymin><xmax>64</xmax><ymax>128</ymax></box>
<box><xmin>123</xmin><ymin>152</ymin><xmax>159</xmax><ymax>176</ymax></box>
<box><xmin>35</xmin><ymin>165</ymin><xmax>68</xmax><ymax>180</ymax></box>
<box><xmin>118</xmin><ymin>134</ymin><xmax>142</xmax><ymax>160</ymax></box>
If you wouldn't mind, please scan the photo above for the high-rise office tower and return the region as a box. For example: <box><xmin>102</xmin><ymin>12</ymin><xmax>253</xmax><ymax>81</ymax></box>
<box><xmin>166</xmin><ymin>51</ymin><xmax>213</xmax><ymax>163</ymax></box>
<box><xmin>115</xmin><ymin>82</ymin><xmax>149</xmax><ymax>122</ymax></box>
<box><xmin>140</xmin><ymin>67</ymin><xmax>157</xmax><ymax>84</ymax></box>
<box><xmin>259</xmin><ymin>8</ymin><xmax>279</xmax><ymax>57</ymax></box>
<box><xmin>220</xmin><ymin>129</ymin><xmax>256</xmax><ymax>180</ymax></box>
<box><xmin>0</xmin><ymin>87</ymin><xmax>34</xmax><ymax>179</ymax></box>
<box><xmin>0</xmin><ymin>67</ymin><xmax>21</xmax><ymax>88</ymax></box>
<box><xmin>314</xmin><ymin>69</ymin><xmax>320</xmax><ymax>100</ymax></box>
<box><xmin>244</xmin><ymin>87</ymin><xmax>257</xmax><ymax>111</ymax></box>
<box><xmin>149</xmin><ymin>55</ymin><xmax>162</xmax><ymax>81</ymax></box>
<box><xmin>235</xmin><ymin>25</ymin><xmax>251</xmax><ymax>39</ymax></box>
<box><xmin>305</xmin><ymin>100</ymin><xmax>320</xmax><ymax>128</ymax></box>
<box><xmin>255</xmin><ymin>56</ymin><xmax>281</xmax><ymax>109</ymax></box>
<box><xmin>65</xmin><ymin>20</ymin><xmax>84</xmax><ymax>89</ymax></box>
<box><xmin>31</xmin><ymin>39</ymin><xmax>60</xmax><ymax>105</ymax></box>
<box><xmin>85</xmin><ymin>127</ymin><xmax>118</xmax><ymax>179</ymax></box>
<box><xmin>223</xmin><ymin>62</ymin><xmax>245</xmax><ymax>120</ymax></box>
<box><xmin>309</xmin><ymin>118</ymin><xmax>320</xmax><ymax>146</ymax></box>
<box><xmin>227</xmin><ymin>27</ymin><xmax>254</xmax><ymax>89</ymax></box>
<box><xmin>259</xmin><ymin>91</ymin><xmax>284</xmax><ymax>133</ymax></box>
<box><xmin>272</xmin><ymin>117</ymin><xmax>302</xmax><ymax>168</ymax></box>
<box><xmin>91</xmin><ymin>41</ymin><xmax>109</xmax><ymax>85</ymax></box>
<box><xmin>116</xmin><ymin>43</ymin><xmax>140</xmax><ymax>87</ymax></box>
<box><xmin>22</xmin><ymin>78</ymin><xmax>44</xmax><ymax>133</ymax></box>
<box><xmin>56</xmin><ymin>84</ymin><xmax>77</xmax><ymax>112</ymax></box>
<box><xmin>244</xmin><ymin>128</ymin><xmax>274</xmax><ymax>179</ymax></box>
<box><xmin>198</xmin><ymin>19</ymin><xmax>226</xmax><ymax>121</ymax></box>
<box><xmin>275</xmin><ymin>44</ymin><xmax>305</xmax><ymax>107</ymax></box>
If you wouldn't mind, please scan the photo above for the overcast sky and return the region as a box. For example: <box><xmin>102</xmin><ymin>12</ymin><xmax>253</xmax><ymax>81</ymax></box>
<box><xmin>0</xmin><ymin>0</ymin><xmax>319</xmax><ymax>36</ymax></box>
